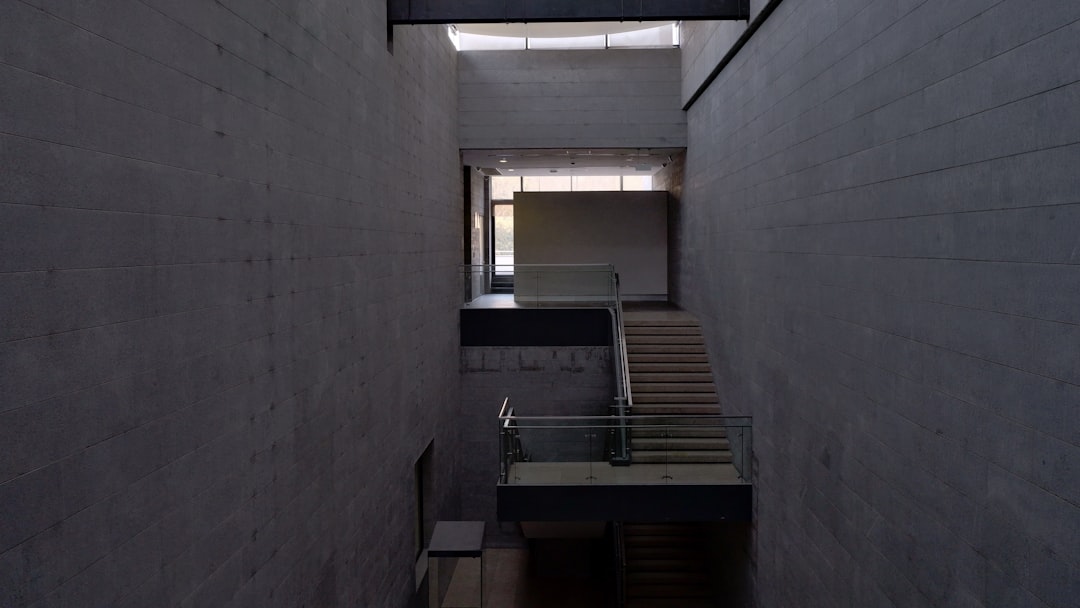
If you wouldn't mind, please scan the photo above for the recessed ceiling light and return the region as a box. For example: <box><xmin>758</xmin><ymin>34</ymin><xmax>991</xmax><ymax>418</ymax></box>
<box><xmin>498</xmin><ymin>158</ymin><xmax>508</xmax><ymax>163</ymax></box>
<box><xmin>507</xmin><ymin>169</ymin><xmax>515</xmax><ymax>172</ymax></box>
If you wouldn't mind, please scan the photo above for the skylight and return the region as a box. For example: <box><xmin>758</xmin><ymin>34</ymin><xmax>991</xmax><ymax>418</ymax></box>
<box><xmin>448</xmin><ymin>22</ymin><xmax>680</xmax><ymax>51</ymax></box>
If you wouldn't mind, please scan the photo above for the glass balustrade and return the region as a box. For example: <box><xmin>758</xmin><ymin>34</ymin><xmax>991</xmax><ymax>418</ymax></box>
<box><xmin>499</xmin><ymin>406</ymin><xmax>752</xmax><ymax>486</ymax></box>
<box><xmin>462</xmin><ymin>264</ymin><xmax>617</xmax><ymax>307</ymax></box>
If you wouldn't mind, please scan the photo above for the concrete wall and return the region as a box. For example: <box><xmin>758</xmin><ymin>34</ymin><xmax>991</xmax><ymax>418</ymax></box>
<box><xmin>0</xmin><ymin>2</ymin><xmax>463</xmax><ymax>607</ymax></box>
<box><xmin>680</xmin><ymin>0</ymin><xmax>773</xmax><ymax>105</ymax></box>
<box><xmin>466</xmin><ymin>168</ymin><xmax>489</xmax><ymax>299</ymax></box>
<box><xmin>675</xmin><ymin>0</ymin><xmax>1080</xmax><ymax>606</ymax></box>
<box><xmin>514</xmin><ymin>191</ymin><xmax>669</xmax><ymax>299</ymax></box>
<box><xmin>652</xmin><ymin>152</ymin><xmax>688</xmax><ymax>303</ymax></box>
<box><xmin>459</xmin><ymin>49</ymin><xmax>686</xmax><ymax>149</ymax></box>
<box><xmin>459</xmin><ymin>347</ymin><xmax>613</xmax><ymax>545</ymax></box>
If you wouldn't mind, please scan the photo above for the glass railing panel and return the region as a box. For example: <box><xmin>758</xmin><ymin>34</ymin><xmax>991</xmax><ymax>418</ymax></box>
<box><xmin>499</xmin><ymin>413</ymin><xmax>752</xmax><ymax>485</ymax></box>
<box><xmin>462</xmin><ymin>264</ymin><xmax>615</xmax><ymax>307</ymax></box>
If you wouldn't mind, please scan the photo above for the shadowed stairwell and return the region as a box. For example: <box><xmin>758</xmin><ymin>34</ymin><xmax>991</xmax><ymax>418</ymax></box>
<box><xmin>623</xmin><ymin>523</ymin><xmax>717</xmax><ymax>608</ymax></box>
<box><xmin>619</xmin><ymin>306</ymin><xmax>729</xmax><ymax>608</ymax></box>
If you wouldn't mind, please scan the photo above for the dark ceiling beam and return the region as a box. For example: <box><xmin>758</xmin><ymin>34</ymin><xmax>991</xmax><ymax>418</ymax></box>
<box><xmin>388</xmin><ymin>0</ymin><xmax>749</xmax><ymax>25</ymax></box>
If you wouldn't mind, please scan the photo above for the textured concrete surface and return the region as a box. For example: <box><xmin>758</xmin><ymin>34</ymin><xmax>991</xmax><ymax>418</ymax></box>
<box><xmin>458</xmin><ymin>49</ymin><xmax>686</xmax><ymax>149</ymax></box>
<box><xmin>680</xmin><ymin>0</ymin><xmax>773</xmax><ymax>105</ymax></box>
<box><xmin>0</xmin><ymin>1</ymin><xmax>463</xmax><ymax>607</ymax></box>
<box><xmin>459</xmin><ymin>346</ymin><xmax>613</xmax><ymax>545</ymax></box>
<box><xmin>674</xmin><ymin>0</ymin><xmax>1080</xmax><ymax>606</ymax></box>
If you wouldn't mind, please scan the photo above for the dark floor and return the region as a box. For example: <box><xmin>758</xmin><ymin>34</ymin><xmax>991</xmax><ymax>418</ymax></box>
<box><xmin>441</xmin><ymin>548</ymin><xmax>607</xmax><ymax>608</ymax></box>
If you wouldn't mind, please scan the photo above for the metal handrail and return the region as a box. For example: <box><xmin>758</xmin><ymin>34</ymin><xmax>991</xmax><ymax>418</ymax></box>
<box><xmin>464</xmin><ymin>263</ymin><xmax>615</xmax><ymax>269</ymax></box>
<box><xmin>610</xmin><ymin>272</ymin><xmax>633</xmax><ymax>465</ymax></box>
<box><xmin>462</xmin><ymin>263</ymin><xmax>618</xmax><ymax>307</ymax></box>
<box><xmin>499</xmin><ymin>398</ymin><xmax>523</xmax><ymax>484</ymax></box>
<box><xmin>498</xmin><ymin>403</ymin><xmax>754</xmax><ymax>483</ymax></box>
<box><xmin>498</xmin><ymin>412</ymin><xmax>751</xmax><ymax>422</ymax></box>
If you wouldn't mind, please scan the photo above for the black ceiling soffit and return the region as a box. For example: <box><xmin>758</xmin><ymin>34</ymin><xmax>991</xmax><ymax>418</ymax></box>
<box><xmin>388</xmin><ymin>0</ymin><xmax>750</xmax><ymax>24</ymax></box>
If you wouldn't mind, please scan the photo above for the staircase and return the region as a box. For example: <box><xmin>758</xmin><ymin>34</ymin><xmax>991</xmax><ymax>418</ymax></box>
<box><xmin>622</xmin><ymin>523</ymin><xmax>715</xmax><ymax>608</ymax></box>
<box><xmin>490</xmin><ymin>273</ymin><xmax>514</xmax><ymax>294</ymax></box>
<box><xmin>623</xmin><ymin>310</ymin><xmax>731</xmax><ymax>465</ymax></box>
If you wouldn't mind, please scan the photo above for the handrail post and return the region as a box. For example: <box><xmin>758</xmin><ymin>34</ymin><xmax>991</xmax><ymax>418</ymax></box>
<box><xmin>609</xmin><ymin>271</ymin><xmax>633</xmax><ymax>466</ymax></box>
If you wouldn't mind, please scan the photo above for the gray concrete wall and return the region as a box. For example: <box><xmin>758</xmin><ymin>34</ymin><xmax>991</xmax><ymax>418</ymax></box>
<box><xmin>459</xmin><ymin>347</ymin><xmax>613</xmax><ymax>545</ymax></box>
<box><xmin>680</xmin><ymin>0</ymin><xmax>773</xmax><ymax>105</ymax></box>
<box><xmin>467</xmin><ymin>168</ymin><xmax>488</xmax><ymax>299</ymax></box>
<box><xmin>459</xmin><ymin>49</ymin><xmax>686</xmax><ymax>149</ymax></box>
<box><xmin>674</xmin><ymin>0</ymin><xmax>1080</xmax><ymax>606</ymax></box>
<box><xmin>0</xmin><ymin>2</ymin><xmax>462</xmax><ymax>607</ymax></box>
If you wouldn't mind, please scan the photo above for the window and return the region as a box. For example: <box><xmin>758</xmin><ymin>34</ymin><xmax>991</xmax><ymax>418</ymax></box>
<box><xmin>523</xmin><ymin>175</ymin><xmax>572</xmax><ymax>192</ymax></box>
<box><xmin>493</xmin><ymin>204</ymin><xmax>514</xmax><ymax>271</ymax></box>
<box><xmin>454</xmin><ymin>22</ymin><xmax>679</xmax><ymax>51</ymax></box>
<box><xmin>571</xmin><ymin>176</ymin><xmax>621</xmax><ymax>191</ymax></box>
<box><xmin>491</xmin><ymin>175</ymin><xmax>654</xmax><ymax>193</ymax></box>
<box><xmin>622</xmin><ymin>175</ymin><xmax>653</xmax><ymax>191</ymax></box>
<box><xmin>491</xmin><ymin>176</ymin><xmax>522</xmax><ymax>201</ymax></box>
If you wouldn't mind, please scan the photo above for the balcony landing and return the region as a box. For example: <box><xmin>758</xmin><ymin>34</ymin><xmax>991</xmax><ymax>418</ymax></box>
<box><xmin>506</xmin><ymin>461</ymin><xmax>743</xmax><ymax>485</ymax></box>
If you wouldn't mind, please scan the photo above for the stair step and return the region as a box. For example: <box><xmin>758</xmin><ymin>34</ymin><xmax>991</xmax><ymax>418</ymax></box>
<box><xmin>633</xmin><ymin>382</ymin><xmax>717</xmax><ymax>393</ymax></box>
<box><xmin>631</xmin><ymin>372</ymin><xmax>714</xmax><ymax>383</ymax></box>
<box><xmin>627</xmin><ymin>584</ymin><xmax>711</xmax><ymax>598</ymax></box>
<box><xmin>629</xmin><ymin>363</ymin><xmax>712</xmax><ymax>373</ymax></box>
<box><xmin>626</xmin><ymin>335</ymin><xmax>705</xmax><ymax>345</ymax></box>
<box><xmin>632</xmin><ymin>437</ymin><xmax>731</xmax><ymax>450</ymax></box>
<box><xmin>628</xmin><ymin>571</ymin><xmax>710</xmax><ymax>585</ymax></box>
<box><xmin>623</xmin><ymin>319</ymin><xmax>700</xmax><ymax>327</ymax></box>
<box><xmin>631</xmin><ymin>426</ymin><xmax>727</xmax><ymax>438</ymax></box>
<box><xmin>622</xmin><ymin>521</ymin><xmax>715</xmax><ymax>607</ymax></box>
<box><xmin>627</xmin><ymin>599</ymin><xmax>715</xmax><ymax>608</ymax></box>
<box><xmin>628</xmin><ymin>344</ymin><xmax>707</xmax><ymax>354</ymax></box>
<box><xmin>624</xmin><ymin>326</ymin><xmax>702</xmax><ymax>335</ymax></box>
<box><xmin>628</xmin><ymin>353</ymin><xmax>709</xmax><ymax>364</ymax></box>
<box><xmin>632</xmin><ymin>405</ymin><xmax>724</xmax><ymax>415</ymax></box>
<box><xmin>624</xmin><ymin>523</ymin><xmax>698</xmax><ymax>534</ymax></box>
<box><xmin>633</xmin><ymin>450</ymin><xmax>733</xmax><ymax>464</ymax></box>
<box><xmin>626</xmin><ymin>546</ymin><xmax>708</xmax><ymax>560</ymax></box>
<box><xmin>626</xmin><ymin>558</ymin><xmax>706</xmax><ymax>572</ymax></box>
<box><xmin>623</xmin><ymin>534</ymin><xmax>700</xmax><ymax>547</ymax></box>
<box><xmin>634</xmin><ymin>393</ymin><xmax>719</xmax><ymax>404</ymax></box>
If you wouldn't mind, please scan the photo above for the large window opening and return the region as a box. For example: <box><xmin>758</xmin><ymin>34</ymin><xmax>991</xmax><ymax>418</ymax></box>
<box><xmin>488</xmin><ymin>174</ymin><xmax>653</xmax><ymax>276</ymax></box>
<box><xmin>448</xmin><ymin>22</ymin><xmax>680</xmax><ymax>51</ymax></box>
<box><xmin>493</xmin><ymin>204</ymin><xmax>515</xmax><ymax>274</ymax></box>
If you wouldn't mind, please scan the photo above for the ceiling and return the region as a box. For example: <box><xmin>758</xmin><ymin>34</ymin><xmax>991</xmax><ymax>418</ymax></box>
<box><xmin>461</xmin><ymin>148</ymin><xmax>684</xmax><ymax>176</ymax></box>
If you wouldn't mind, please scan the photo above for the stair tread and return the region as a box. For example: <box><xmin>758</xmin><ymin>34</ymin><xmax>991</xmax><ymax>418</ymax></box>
<box><xmin>631</xmin><ymin>372</ymin><xmax>714</xmax><ymax>382</ymax></box>
<box><xmin>626</xmin><ymin>334</ymin><xmax>705</xmax><ymax>344</ymax></box>
<box><xmin>633</xmin><ymin>438</ymin><xmax>731</xmax><ymax>449</ymax></box>
<box><xmin>633</xmin><ymin>382</ymin><xmax>717</xmax><ymax>393</ymax></box>
<box><xmin>633</xmin><ymin>451</ymin><xmax>733</xmax><ymax>463</ymax></box>
<box><xmin>623</xmin><ymin>319</ymin><xmax>701</xmax><ymax>327</ymax></box>
<box><xmin>631</xmin><ymin>367</ymin><xmax>712</xmax><ymax>376</ymax></box>
<box><xmin>634</xmin><ymin>393</ymin><xmax>719</xmax><ymax>403</ymax></box>
<box><xmin>625</xmin><ymin>326</ymin><xmax>703</xmax><ymax>335</ymax></box>
<box><xmin>628</xmin><ymin>344</ymin><xmax>707</xmax><ymax>353</ymax></box>
<box><xmin>632</xmin><ymin>406</ymin><xmax>725</xmax><ymax>415</ymax></box>
<box><xmin>629</xmin><ymin>353</ymin><xmax>709</xmax><ymax>362</ymax></box>
<box><xmin>632</xmin><ymin>427</ymin><xmax>728</xmax><ymax>438</ymax></box>
<box><xmin>628</xmin><ymin>572</ymin><xmax>710</xmax><ymax>583</ymax></box>
<box><xmin>626</xmin><ymin>552</ymin><xmax>708</xmax><ymax>563</ymax></box>
<box><xmin>627</xmin><ymin>600</ymin><xmax>716</xmax><ymax>608</ymax></box>
<box><xmin>627</xmin><ymin>584</ymin><xmax>712</xmax><ymax>598</ymax></box>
